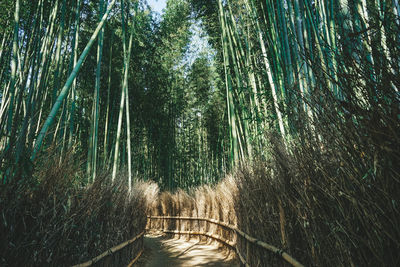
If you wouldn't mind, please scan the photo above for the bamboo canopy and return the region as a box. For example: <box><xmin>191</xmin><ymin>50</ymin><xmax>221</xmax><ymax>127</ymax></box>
<box><xmin>0</xmin><ymin>0</ymin><xmax>398</xmax><ymax>266</ymax></box>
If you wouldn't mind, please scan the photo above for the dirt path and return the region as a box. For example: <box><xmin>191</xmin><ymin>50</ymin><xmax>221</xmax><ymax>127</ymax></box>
<box><xmin>136</xmin><ymin>232</ymin><xmax>239</xmax><ymax>267</ymax></box>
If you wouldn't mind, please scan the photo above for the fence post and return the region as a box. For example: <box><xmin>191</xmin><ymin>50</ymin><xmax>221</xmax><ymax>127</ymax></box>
<box><xmin>147</xmin><ymin>215</ymin><xmax>151</xmax><ymax>230</ymax></box>
<box><xmin>246</xmin><ymin>238</ymin><xmax>250</xmax><ymax>266</ymax></box>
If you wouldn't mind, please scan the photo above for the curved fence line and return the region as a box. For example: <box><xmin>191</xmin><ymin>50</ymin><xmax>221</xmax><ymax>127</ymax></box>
<box><xmin>162</xmin><ymin>229</ymin><xmax>236</xmax><ymax>247</ymax></box>
<box><xmin>159</xmin><ymin>228</ymin><xmax>249</xmax><ymax>266</ymax></box>
<box><xmin>71</xmin><ymin>231</ymin><xmax>145</xmax><ymax>267</ymax></box>
<box><xmin>127</xmin><ymin>249</ymin><xmax>144</xmax><ymax>267</ymax></box>
<box><xmin>147</xmin><ymin>215</ymin><xmax>304</xmax><ymax>267</ymax></box>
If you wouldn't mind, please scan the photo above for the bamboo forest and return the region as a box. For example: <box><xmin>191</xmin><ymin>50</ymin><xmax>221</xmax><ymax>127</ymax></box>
<box><xmin>0</xmin><ymin>0</ymin><xmax>399</xmax><ymax>266</ymax></box>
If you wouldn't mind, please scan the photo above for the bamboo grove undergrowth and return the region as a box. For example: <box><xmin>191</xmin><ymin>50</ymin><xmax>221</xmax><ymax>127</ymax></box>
<box><xmin>189</xmin><ymin>0</ymin><xmax>400</xmax><ymax>265</ymax></box>
<box><xmin>0</xmin><ymin>0</ymin><xmax>399</xmax><ymax>266</ymax></box>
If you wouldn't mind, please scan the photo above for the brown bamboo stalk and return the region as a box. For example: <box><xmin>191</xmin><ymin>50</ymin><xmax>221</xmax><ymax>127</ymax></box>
<box><xmin>126</xmin><ymin>249</ymin><xmax>143</xmax><ymax>267</ymax></box>
<box><xmin>71</xmin><ymin>231</ymin><xmax>144</xmax><ymax>267</ymax></box>
<box><xmin>148</xmin><ymin>216</ymin><xmax>235</xmax><ymax>230</ymax></box>
<box><xmin>162</xmin><ymin>229</ymin><xmax>235</xmax><ymax>247</ymax></box>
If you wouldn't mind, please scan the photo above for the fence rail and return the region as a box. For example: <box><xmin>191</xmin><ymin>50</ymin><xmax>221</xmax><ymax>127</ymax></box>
<box><xmin>147</xmin><ymin>215</ymin><xmax>304</xmax><ymax>267</ymax></box>
<box><xmin>71</xmin><ymin>231</ymin><xmax>145</xmax><ymax>267</ymax></box>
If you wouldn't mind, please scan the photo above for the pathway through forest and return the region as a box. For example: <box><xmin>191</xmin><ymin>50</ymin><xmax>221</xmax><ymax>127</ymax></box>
<box><xmin>137</xmin><ymin>232</ymin><xmax>239</xmax><ymax>267</ymax></box>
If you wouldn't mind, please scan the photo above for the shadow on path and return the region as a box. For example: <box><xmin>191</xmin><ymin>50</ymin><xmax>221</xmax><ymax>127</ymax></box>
<box><xmin>137</xmin><ymin>232</ymin><xmax>239</xmax><ymax>267</ymax></box>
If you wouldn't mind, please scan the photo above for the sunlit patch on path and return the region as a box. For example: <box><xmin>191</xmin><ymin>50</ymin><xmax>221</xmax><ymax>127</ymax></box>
<box><xmin>137</xmin><ymin>232</ymin><xmax>239</xmax><ymax>267</ymax></box>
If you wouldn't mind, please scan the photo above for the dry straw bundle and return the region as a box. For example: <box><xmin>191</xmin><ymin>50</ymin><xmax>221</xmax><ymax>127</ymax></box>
<box><xmin>0</xmin><ymin>148</ymin><xmax>158</xmax><ymax>266</ymax></box>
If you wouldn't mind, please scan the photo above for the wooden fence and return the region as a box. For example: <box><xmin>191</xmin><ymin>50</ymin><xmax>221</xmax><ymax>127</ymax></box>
<box><xmin>147</xmin><ymin>215</ymin><xmax>305</xmax><ymax>267</ymax></box>
<box><xmin>71</xmin><ymin>231</ymin><xmax>145</xmax><ymax>267</ymax></box>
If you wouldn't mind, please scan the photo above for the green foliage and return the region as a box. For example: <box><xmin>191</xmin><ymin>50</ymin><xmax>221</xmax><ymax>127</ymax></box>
<box><xmin>0</xmin><ymin>0</ymin><xmax>399</xmax><ymax>187</ymax></box>
<box><xmin>0</xmin><ymin>0</ymin><xmax>13</xmax><ymax>34</ymax></box>
<box><xmin>0</xmin><ymin>0</ymin><xmax>399</xmax><ymax>265</ymax></box>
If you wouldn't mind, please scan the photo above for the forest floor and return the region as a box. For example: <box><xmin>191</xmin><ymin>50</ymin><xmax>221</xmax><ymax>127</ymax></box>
<box><xmin>137</xmin><ymin>231</ymin><xmax>239</xmax><ymax>267</ymax></box>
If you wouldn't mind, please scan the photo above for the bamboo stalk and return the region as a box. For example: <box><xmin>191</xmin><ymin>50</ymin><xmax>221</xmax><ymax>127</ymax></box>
<box><xmin>126</xmin><ymin>249</ymin><xmax>143</xmax><ymax>267</ymax></box>
<box><xmin>161</xmin><ymin>229</ymin><xmax>236</xmax><ymax>247</ymax></box>
<box><xmin>90</xmin><ymin>0</ymin><xmax>106</xmax><ymax>182</ymax></box>
<box><xmin>67</xmin><ymin>0</ymin><xmax>81</xmax><ymax>150</ymax></box>
<box><xmin>71</xmin><ymin>231</ymin><xmax>144</xmax><ymax>267</ymax></box>
<box><xmin>103</xmin><ymin>30</ymin><xmax>114</xmax><ymax>167</ymax></box>
<box><xmin>31</xmin><ymin>0</ymin><xmax>117</xmax><ymax>160</ymax></box>
<box><xmin>4</xmin><ymin>0</ymin><xmax>20</xmax><ymax>147</ymax></box>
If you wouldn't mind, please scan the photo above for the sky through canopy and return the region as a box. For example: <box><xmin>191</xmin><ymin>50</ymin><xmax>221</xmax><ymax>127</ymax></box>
<box><xmin>147</xmin><ymin>0</ymin><xmax>167</xmax><ymax>14</ymax></box>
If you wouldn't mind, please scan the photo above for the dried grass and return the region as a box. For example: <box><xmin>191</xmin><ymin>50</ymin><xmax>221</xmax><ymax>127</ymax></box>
<box><xmin>153</xmin><ymin>121</ymin><xmax>399</xmax><ymax>266</ymax></box>
<box><xmin>149</xmin><ymin>179</ymin><xmax>238</xmax><ymax>250</ymax></box>
<box><xmin>151</xmin><ymin>39</ymin><xmax>400</xmax><ymax>266</ymax></box>
<box><xmin>0</xmin><ymin>148</ymin><xmax>158</xmax><ymax>267</ymax></box>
